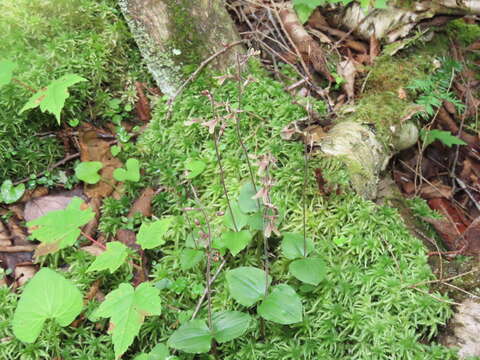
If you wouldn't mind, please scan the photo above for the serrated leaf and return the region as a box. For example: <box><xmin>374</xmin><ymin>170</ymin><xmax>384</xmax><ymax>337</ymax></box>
<box><xmin>223</xmin><ymin>202</ymin><xmax>249</xmax><ymax>230</ymax></box>
<box><xmin>113</xmin><ymin>158</ymin><xmax>141</xmax><ymax>182</ymax></box>
<box><xmin>0</xmin><ymin>180</ymin><xmax>25</xmax><ymax>204</ymax></box>
<box><xmin>212</xmin><ymin>311</ymin><xmax>251</xmax><ymax>343</ymax></box>
<box><xmin>93</xmin><ymin>282</ymin><xmax>162</xmax><ymax>358</ymax></box>
<box><xmin>226</xmin><ymin>267</ymin><xmax>270</xmax><ymax>307</ymax></box>
<box><xmin>257</xmin><ymin>284</ymin><xmax>303</xmax><ymax>325</ymax></box>
<box><xmin>167</xmin><ymin>319</ymin><xmax>212</xmax><ymax>354</ymax></box>
<box><xmin>238</xmin><ymin>182</ymin><xmax>259</xmax><ymax>213</ymax></box>
<box><xmin>289</xmin><ymin>258</ymin><xmax>326</xmax><ymax>285</ymax></box>
<box><xmin>180</xmin><ymin>249</ymin><xmax>204</xmax><ymax>271</ymax></box>
<box><xmin>12</xmin><ymin>268</ymin><xmax>83</xmax><ymax>343</ymax></box>
<box><xmin>27</xmin><ymin>197</ymin><xmax>94</xmax><ymax>254</ymax></box>
<box><xmin>185</xmin><ymin>160</ymin><xmax>206</xmax><ymax>179</ymax></box>
<box><xmin>87</xmin><ymin>241</ymin><xmax>128</xmax><ymax>273</ymax></box>
<box><xmin>280</xmin><ymin>232</ymin><xmax>314</xmax><ymax>260</ymax></box>
<box><xmin>19</xmin><ymin>74</ymin><xmax>86</xmax><ymax>124</ymax></box>
<box><xmin>137</xmin><ymin>217</ymin><xmax>173</xmax><ymax>250</ymax></box>
<box><xmin>0</xmin><ymin>59</ymin><xmax>17</xmax><ymax>87</ymax></box>
<box><xmin>420</xmin><ymin>129</ymin><xmax>467</xmax><ymax>148</ymax></box>
<box><xmin>75</xmin><ymin>161</ymin><xmax>103</xmax><ymax>184</ymax></box>
<box><xmin>222</xmin><ymin>230</ymin><xmax>253</xmax><ymax>256</ymax></box>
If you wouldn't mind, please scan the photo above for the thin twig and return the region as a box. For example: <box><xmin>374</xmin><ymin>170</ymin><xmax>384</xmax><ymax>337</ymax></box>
<box><xmin>14</xmin><ymin>153</ymin><xmax>80</xmax><ymax>185</ymax></box>
<box><xmin>0</xmin><ymin>245</ymin><xmax>37</xmax><ymax>252</ymax></box>
<box><xmin>165</xmin><ymin>40</ymin><xmax>245</xmax><ymax>121</ymax></box>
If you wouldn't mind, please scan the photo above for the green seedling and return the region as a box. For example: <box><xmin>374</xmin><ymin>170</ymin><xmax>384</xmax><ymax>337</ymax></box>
<box><xmin>113</xmin><ymin>158</ymin><xmax>141</xmax><ymax>182</ymax></box>
<box><xmin>87</xmin><ymin>241</ymin><xmax>128</xmax><ymax>274</ymax></box>
<box><xmin>91</xmin><ymin>282</ymin><xmax>162</xmax><ymax>358</ymax></box>
<box><xmin>75</xmin><ymin>161</ymin><xmax>103</xmax><ymax>184</ymax></box>
<box><xmin>137</xmin><ymin>217</ymin><xmax>174</xmax><ymax>250</ymax></box>
<box><xmin>185</xmin><ymin>159</ymin><xmax>206</xmax><ymax>179</ymax></box>
<box><xmin>0</xmin><ymin>180</ymin><xmax>25</xmax><ymax>204</ymax></box>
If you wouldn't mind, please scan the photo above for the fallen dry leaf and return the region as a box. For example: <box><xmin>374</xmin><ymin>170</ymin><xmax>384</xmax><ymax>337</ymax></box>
<box><xmin>24</xmin><ymin>189</ymin><xmax>84</xmax><ymax>222</ymax></box>
<box><xmin>337</xmin><ymin>58</ymin><xmax>357</xmax><ymax>101</ymax></box>
<box><xmin>14</xmin><ymin>264</ymin><xmax>37</xmax><ymax>287</ymax></box>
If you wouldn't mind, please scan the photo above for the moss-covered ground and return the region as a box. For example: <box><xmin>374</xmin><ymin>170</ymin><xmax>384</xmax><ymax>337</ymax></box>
<box><xmin>0</xmin><ymin>0</ymin><xmax>150</xmax><ymax>181</ymax></box>
<box><xmin>1</xmin><ymin>1</ymin><xmax>475</xmax><ymax>359</ymax></box>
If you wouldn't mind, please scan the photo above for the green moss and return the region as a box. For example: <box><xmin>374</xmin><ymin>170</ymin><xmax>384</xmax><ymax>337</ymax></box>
<box><xmin>0</xmin><ymin>0</ymin><xmax>150</xmax><ymax>181</ymax></box>
<box><xmin>129</xmin><ymin>63</ymin><xmax>456</xmax><ymax>358</ymax></box>
<box><xmin>446</xmin><ymin>19</ymin><xmax>480</xmax><ymax>47</ymax></box>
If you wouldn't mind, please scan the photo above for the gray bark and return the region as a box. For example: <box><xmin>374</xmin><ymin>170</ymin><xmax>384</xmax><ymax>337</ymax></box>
<box><xmin>118</xmin><ymin>0</ymin><xmax>242</xmax><ymax>96</ymax></box>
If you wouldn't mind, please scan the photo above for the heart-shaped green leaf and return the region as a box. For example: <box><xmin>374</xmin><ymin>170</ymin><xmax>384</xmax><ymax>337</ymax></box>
<box><xmin>113</xmin><ymin>158</ymin><xmax>140</xmax><ymax>182</ymax></box>
<box><xmin>167</xmin><ymin>319</ymin><xmax>212</xmax><ymax>354</ymax></box>
<box><xmin>222</xmin><ymin>230</ymin><xmax>253</xmax><ymax>256</ymax></box>
<box><xmin>12</xmin><ymin>268</ymin><xmax>83</xmax><ymax>343</ymax></box>
<box><xmin>75</xmin><ymin>161</ymin><xmax>103</xmax><ymax>184</ymax></box>
<box><xmin>0</xmin><ymin>180</ymin><xmax>25</xmax><ymax>204</ymax></box>
<box><xmin>185</xmin><ymin>160</ymin><xmax>206</xmax><ymax>179</ymax></box>
<box><xmin>0</xmin><ymin>59</ymin><xmax>17</xmax><ymax>87</ymax></box>
<box><xmin>257</xmin><ymin>284</ymin><xmax>303</xmax><ymax>324</ymax></box>
<box><xmin>212</xmin><ymin>311</ymin><xmax>251</xmax><ymax>343</ymax></box>
<box><xmin>246</xmin><ymin>211</ymin><xmax>264</xmax><ymax>231</ymax></box>
<box><xmin>280</xmin><ymin>232</ymin><xmax>314</xmax><ymax>260</ymax></box>
<box><xmin>238</xmin><ymin>182</ymin><xmax>259</xmax><ymax>213</ymax></box>
<box><xmin>226</xmin><ymin>267</ymin><xmax>270</xmax><ymax>307</ymax></box>
<box><xmin>223</xmin><ymin>202</ymin><xmax>249</xmax><ymax>231</ymax></box>
<box><xmin>180</xmin><ymin>249</ymin><xmax>204</xmax><ymax>271</ymax></box>
<box><xmin>137</xmin><ymin>217</ymin><xmax>174</xmax><ymax>250</ymax></box>
<box><xmin>289</xmin><ymin>258</ymin><xmax>326</xmax><ymax>285</ymax></box>
<box><xmin>87</xmin><ymin>241</ymin><xmax>128</xmax><ymax>273</ymax></box>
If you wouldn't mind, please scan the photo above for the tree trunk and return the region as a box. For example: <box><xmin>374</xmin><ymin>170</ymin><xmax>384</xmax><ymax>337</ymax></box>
<box><xmin>118</xmin><ymin>0</ymin><xmax>242</xmax><ymax>96</ymax></box>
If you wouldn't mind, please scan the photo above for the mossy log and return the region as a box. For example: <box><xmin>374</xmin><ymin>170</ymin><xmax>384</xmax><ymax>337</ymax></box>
<box><xmin>325</xmin><ymin>1</ymin><xmax>480</xmax><ymax>42</ymax></box>
<box><xmin>118</xmin><ymin>0</ymin><xmax>242</xmax><ymax>96</ymax></box>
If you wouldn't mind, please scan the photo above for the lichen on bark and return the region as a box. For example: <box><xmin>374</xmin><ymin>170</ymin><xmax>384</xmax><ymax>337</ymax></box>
<box><xmin>118</xmin><ymin>0</ymin><xmax>242</xmax><ymax>96</ymax></box>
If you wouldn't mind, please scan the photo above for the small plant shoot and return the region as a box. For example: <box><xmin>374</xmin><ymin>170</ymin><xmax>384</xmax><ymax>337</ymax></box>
<box><xmin>91</xmin><ymin>282</ymin><xmax>162</xmax><ymax>358</ymax></box>
<box><xmin>0</xmin><ymin>180</ymin><xmax>25</xmax><ymax>204</ymax></box>
<box><xmin>27</xmin><ymin>197</ymin><xmax>94</xmax><ymax>254</ymax></box>
<box><xmin>136</xmin><ymin>217</ymin><xmax>174</xmax><ymax>249</ymax></box>
<box><xmin>19</xmin><ymin>74</ymin><xmax>87</xmax><ymax>124</ymax></box>
<box><xmin>113</xmin><ymin>158</ymin><xmax>141</xmax><ymax>182</ymax></box>
<box><xmin>87</xmin><ymin>241</ymin><xmax>129</xmax><ymax>273</ymax></box>
<box><xmin>75</xmin><ymin>161</ymin><xmax>103</xmax><ymax>184</ymax></box>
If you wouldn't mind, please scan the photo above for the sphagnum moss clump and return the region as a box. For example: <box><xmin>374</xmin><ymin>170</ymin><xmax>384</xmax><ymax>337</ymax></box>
<box><xmin>133</xmin><ymin>62</ymin><xmax>457</xmax><ymax>359</ymax></box>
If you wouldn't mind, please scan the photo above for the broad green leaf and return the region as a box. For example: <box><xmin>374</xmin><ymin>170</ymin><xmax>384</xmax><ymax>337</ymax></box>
<box><xmin>257</xmin><ymin>284</ymin><xmax>303</xmax><ymax>325</ymax></box>
<box><xmin>167</xmin><ymin>319</ymin><xmax>212</xmax><ymax>354</ymax></box>
<box><xmin>222</xmin><ymin>230</ymin><xmax>253</xmax><ymax>256</ymax></box>
<box><xmin>180</xmin><ymin>249</ymin><xmax>204</xmax><ymax>271</ymax></box>
<box><xmin>12</xmin><ymin>268</ymin><xmax>83</xmax><ymax>343</ymax></box>
<box><xmin>134</xmin><ymin>343</ymin><xmax>169</xmax><ymax>360</ymax></box>
<box><xmin>280</xmin><ymin>232</ymin><xmax>314</xmax><ymax>260</ymax></box>
<box><xmin>226</xmin><ymin>267</ymin><xmax>270</xmax><ymax>307</ymax></box>
<box><xmin>92</xmin><ymin>282</ymin><xmax>162</xmax><ymax>358</ymax></box>
<box><xmin>137</xmin><ymin>217</ymin><xmax>174</xmax><ymax>250</ymax></box>
<box><xmin>27</xmin><ymin>197</ymin><xmax>94</xmax><ymax>254</ymax></box>
<box><xmin>110</xmin><ymin>145</ymin><xmax>121</xmax><ymax>157</ymax></box>
<box><xmin>185</xmin><ymin>160</ymin><xmax>206</xmax><ymax>179</ymax></box>
<box><xmin>87</xmin><ymin>241</ymin><xmax>128</xmax><ymax>273</ymax></box>
<box><xmin>0</xmin><ymin>180</ymin><xmax>25</xmax><ymax>204</ymax></box>
<box><xmin>420</xmin><ymin>129</ymin><xmax>467</xmax><ymax>148</ymax></box>
<box><xmin>19</xmin><ymin>74</ymin><xmax>86</xmax><ymax>124</ymax></box>
<box><xmin>223</xmin><ymin>202</ymin><xmax>249</xmax><ymax>230</ymax></box>
<box><xmin>113</xmin><ymin>158</ymin><xmax>141</xmax><ymax>182</ymax></box>
<box><xmin>75</xmin><ymin>161</ymin><xmax>103</xmax><ymax>184</ymax></box>
<box><xmin>374</xmin><ymin>0</ymin><xmax>388</xmax><ymax>8</ymax></box>
<box><xmin>247</xmin><ymin>211</ymin><xmax>264</xmax><ymax>231</ymax></box>
<box><xmin>289</xmin><ymin>258</ymin><xmax>326</xmax><ymax>285</ymax></box>
<box><xmin>238</xmin><ymin>182</ymin><xmax>259</xmax><ymax>213</ymax></box>
<box><xmin>0</xmin><ymin>60</ymin><xmax>17</xmax><ymax>87</ymax></box>
<box><xmin>212</xmin><ymin>311</ymin><xmax>251</xmax><ymax>343</ymax></box>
